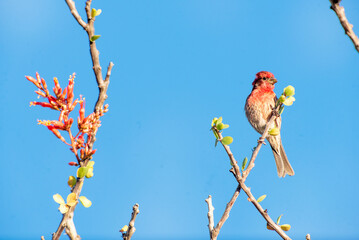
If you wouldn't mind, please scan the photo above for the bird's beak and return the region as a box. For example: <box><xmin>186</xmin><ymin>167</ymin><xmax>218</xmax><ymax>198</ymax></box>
<box><xmin>269</xmin><ymin>77</ymin><xmax>277</xmax><ymax>84</ymax></box>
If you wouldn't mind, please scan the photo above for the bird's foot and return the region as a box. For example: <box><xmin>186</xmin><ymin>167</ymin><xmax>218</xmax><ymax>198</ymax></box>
<box><xmin>272</xmin><ymin>109</ymin><xmax>280</xmax><ymax>117</ymax></box>
<box><xmin>257</xmin><ymin>137</ymin><xmax>266</xmax><ymax>145</ymax></box>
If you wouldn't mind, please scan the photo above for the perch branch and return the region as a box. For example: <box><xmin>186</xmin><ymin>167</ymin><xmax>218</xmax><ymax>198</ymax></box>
<box><xmin>207</xmin><ymin>104</ymin><xmax>291</xmax><ymax>240</ymax></box>
<box><xmin>123</xmin><ymin>204</ymin><xmax>140</xmax><ymax>240</ymax></box>
<box><xmin>329</xmin><ymin>0</ymin><xmax>359</xmax><ymax>53</ymax></box>
<box><xmin>52</xmin><ymin>1</ymin><xmax>114</xmax><ymax>239</ymax></box>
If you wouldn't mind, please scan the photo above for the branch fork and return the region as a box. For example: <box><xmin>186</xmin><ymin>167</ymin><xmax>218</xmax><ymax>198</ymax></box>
<box><xmin>206</xmin><ymin>105</ymin><xmax>292</xmax><ymax>240</ymax></box>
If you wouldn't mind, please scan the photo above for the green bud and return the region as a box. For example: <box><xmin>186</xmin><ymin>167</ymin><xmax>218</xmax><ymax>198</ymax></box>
<box><xmin>68</xmin><ymin>176</ymin><xmax>77</xmax><ymax>188</ymax></box>
<box><xmin>278</xmin><ymin>95</ymin><xmax>286</xmax><ymax>103</ymax></box>
<box><xmin>268</xmin><ymin>128</ymin><xmax>280</xmax><ymax>136</ymax></box>
<box><xmin>241</xmin><ymin>157</ymin><xmax>248</xmax><ymax>171</ymax></box>
<box><xmin>257</xmin><ymin>194</ymin><xmax>266</xmax><ymax>203</ymax></box>
<box><xmin>283</xmin><ymin>85</ymin><xmax>295</xmax><ymax>97</ymax></box>
<box><xmin>211</xmin><ymin>118</ymin><xmax>218</xmax><ymax>126</ymax></box>
<box><xmin>90</xmin><ymin>35</ymin><xmax>101</xmax><ymax>42</ymax></box>
<box><xmin>280</xmin><ymin>224</ymin><xmax>291</xmax><ymax>231</ymax></box>
<box><xmin>216</xmin><ymin>122</ymin><xmax>224</xmax><ymax>130</ymax></box>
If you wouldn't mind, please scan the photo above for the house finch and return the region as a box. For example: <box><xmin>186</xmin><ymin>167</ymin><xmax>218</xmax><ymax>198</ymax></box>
<box><xmin>245</xmin><ymin>71</ymin><xmax>294</xmax><ymax>177</ymax></box>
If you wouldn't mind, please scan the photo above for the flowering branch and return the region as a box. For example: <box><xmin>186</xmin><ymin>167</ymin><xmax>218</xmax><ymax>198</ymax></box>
<box><xmin>329</xmin><ymin>0</ymin><xmax>359</xmax><ymax>53</ymax></box>
<box><xmin>26</xmin><ymin>0</ymin><xmax>114</xmax><ymax>239</ymax></box>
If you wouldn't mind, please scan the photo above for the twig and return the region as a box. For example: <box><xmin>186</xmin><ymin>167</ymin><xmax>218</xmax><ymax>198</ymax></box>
<box><xmin>242</xmin><ymin>111</ymin><xmax>278</xmax><ymax>181</ymax></box>
<box><xmin>329</xmin><ymin>0</ymin><xmax>359</xmax><ymax>53</ymax></box>
<box><xmin>214</xmin><ymin>185</ymin><xmax>241</xmax><ymax>233</ymax></box>
<box><xmin>205</xmin><ymin>186</ymin><xmax>241</xmax><ymax>240</ymax></box>
<box><xmin>306</xmin><ymin>234</ymin><xmax>311</xmax><ymax>240</ymax></box>
<box><xmin>123</xmin><ymin>204</ymin><xmax>140</xmax><ymax>240</ymax></box>
<box><xmin>52</xmin><ymin>1</ymin><xmax>114</xmax><ymax>239</ymax></box>
<box><xmin>205</xmin><ymin>195</ymin><xmax>215</xmax><ymax>239</ymax></box>
<box><xmin>207</xmin><ymin>105</ymin><xmax>292</xmax><ymax>240</ymax></box>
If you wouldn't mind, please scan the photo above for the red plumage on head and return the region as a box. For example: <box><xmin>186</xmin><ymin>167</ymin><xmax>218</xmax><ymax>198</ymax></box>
<box><xmin>252</xmin><ymin>71</ymin><xmax>275</xmax><ymax>85</ymax></box>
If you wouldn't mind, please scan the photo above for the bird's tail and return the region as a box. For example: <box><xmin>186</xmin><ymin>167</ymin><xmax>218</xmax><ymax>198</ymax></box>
<box><xmin>268</xmin><ymin>137</ymin><xmax>295</xmax><ymax>177</ymax></box>
<box><xmin>279</xmin><ymin>142</ymin><xmax>294</xmax><ymax>177</ymax></box>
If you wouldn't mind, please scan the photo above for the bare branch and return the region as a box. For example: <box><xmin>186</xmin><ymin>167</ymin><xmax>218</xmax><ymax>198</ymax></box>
<box><xmin>214</xmin><ymin>186</ymin><xmax>240</xmax><ymax>233</ymax></box>
<box><xmin>64</xmin><ymin>0</ymin><xmax>88</xmax><ymax>30</ymax></box>
<box><xmin>123</xmin><ymin>204</ymin><xmax>140</xmax><ymax>240</ymax></box>
<box><xmin>329</xmin><ymin>0</ymin><xmax>359</xmax><ymax>53</ymax></box>
<box><xmin>306</xmin><ymin>234</ymin><xmax>311</xmax><ymax>240</ymax></box>
<box><xmin>207</xmin><ymin>186</ymin><xmax>241</xmax><ymax>240</ymax></box>
<box><xmin>205</xmin><ymin>195</ymin><xmax>215</xmax><ymax>239</ymax></box>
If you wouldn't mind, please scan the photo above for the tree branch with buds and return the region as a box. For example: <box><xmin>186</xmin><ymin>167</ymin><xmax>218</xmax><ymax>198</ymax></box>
<box><xmin>120</xmin><ymin>204</ymin><xmax>140</xmax><ymax>240</ymax></box>
<box><xmin>206</xmin><ymin>86</ymin><xmax>297</xmax><ymax>240</ymax></box>
<box><xmin>329</xmin><ymin>0</ymin><xmax>359</xmax><ymax>53</ymax></box>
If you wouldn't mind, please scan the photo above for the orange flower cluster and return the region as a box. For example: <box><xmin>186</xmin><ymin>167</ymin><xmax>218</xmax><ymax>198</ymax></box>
<box><xmin>26</xmin><ymin>73</ymin><xmax>108</xmax><ymax>164</ymax></box>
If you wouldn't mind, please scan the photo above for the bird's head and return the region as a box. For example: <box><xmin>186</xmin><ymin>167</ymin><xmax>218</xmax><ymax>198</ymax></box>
<box><xmin>252</xmin><ymin>71</ymin><xmax>277</xmax><ymax>89</ymax></box>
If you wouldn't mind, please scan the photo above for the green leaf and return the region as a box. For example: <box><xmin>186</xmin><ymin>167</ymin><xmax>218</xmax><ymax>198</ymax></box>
<box><xmin>85</xmin><ymin>167</ymin><xmax>94</xmax><ymax>178</ymax></box>
<box><xmin>87</xmin><ymin>161</ymin><xmax>95</xmax><ymax>168</ymax></box>
<box><xmin>214</xmin><ymin>139</ymin><xmax>219</xmax><ymax>147</ymax></box>
<box><xmin>241</xmin><ymin>157</ymin><xmax>248</xmax><ymax>171</ymax></box>
<box><xmin>120</xmin><ymin>225</ymin><xmax>129</xmax><ymax>233</ymax></box>
<box><xmin>77</xmin><ymin>167</ymin><xmax>89</xmax><ymax>178</ymax></box>
<box><xmin>79</xmin><ymin>196</ymin><xmax>92</xmax><ymax>208</ymax></box>
<box><xmin>222</xmin><ymin>124</ymin><xmax>229</xmax><ymax>129</ymax></box>
<box><xmin>279</xmin><ymin>106</ymin><xmax>284</xmax><ymax>115</ymax></box>
<box><xmin>211</xmin><ymin>118</ymin><xmax>218</xmax><ymax>126</ymax></box>
<box><xmin>221</xmin><ymin>136</ymin><xmax>233</xmax><ymax>145</ymax></box>
<box><xmin>257</xmin><ymin>194</ymin><xmax>267</xmax><ymax>203</ymax></box>
<box><xmin>216</xmin><ymin>117</ymin><xmax>223</xmax><ymax>125</ymax></box>
<box><xmin>217</xmin><ymin>123</ymin><xmax>229</xmax><ymax>130</ymax></box>
<box><xmin>66</xmin><ymin>193</ymin><xmax>77</xmax><ymax>207</ymax></box>
<box><xmin>90</xmin><ymin>35</ymin><xmax>101</xmax><ymax>42</ymax></box>
<box><xmin>59</xmin><ymin>204</ymin><xmax>69</xmax><ymax>214</ymax></box>
<box><xmin>91</xmin><ymin>8</ymin><xmax>97</xmax><ymax>18</ymax></box>
<box><xmin>91</xmin><ymin>8</ymin><xmax>102</xmax><ymax>18</ymax></box>
<box><xmin>283</xmin><ymin>96</ymin><xmax>295</xmax><ymax>106</ymax></box>
<box><xmin>53</xmin><ymin>194</ymin><xmax>65</xmax><ymax>205</ymax></box>
<box><xmin>213</xmin><ymin>130</ymin><xmax>219</xmax><ymax>139</ymax></box>
<box><xmin>276</xmin><ymin>214</ymin><xmax>283</xmax><ymax>224</ymax></box>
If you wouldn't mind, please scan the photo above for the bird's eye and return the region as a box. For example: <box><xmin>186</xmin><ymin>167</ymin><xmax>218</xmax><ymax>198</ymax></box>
<box><xmin>263</xmin><ymin>77</ymin><xmax>267</xmax><ymax>80</ymax></box>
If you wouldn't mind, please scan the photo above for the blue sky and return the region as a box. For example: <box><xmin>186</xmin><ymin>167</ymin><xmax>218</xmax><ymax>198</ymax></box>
<box><xmin>1</xmin><ymin>1</ymin><xmax>359</xmax><ymax>239</ymax></box>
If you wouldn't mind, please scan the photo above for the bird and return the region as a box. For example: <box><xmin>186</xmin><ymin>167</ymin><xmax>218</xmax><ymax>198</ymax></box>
<box><xmin>245</xmin><ymin>71</ymin><xmax>294</xmax><ymax>177</ymax></box>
